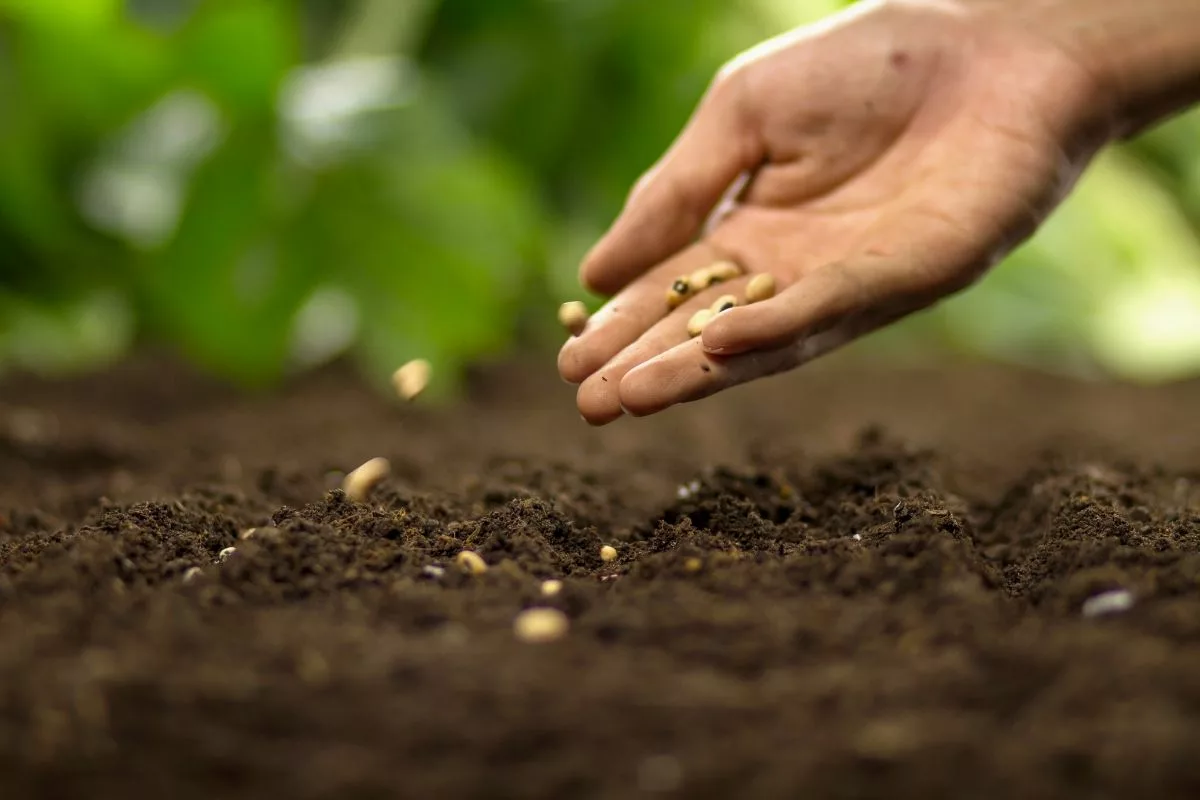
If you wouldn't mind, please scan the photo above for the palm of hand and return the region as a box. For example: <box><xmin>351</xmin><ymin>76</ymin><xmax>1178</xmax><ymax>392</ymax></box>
<box><xmin>559</xmin><ymin>0</ymin><xmax>1107</xmax><ymax>425</ymax></box>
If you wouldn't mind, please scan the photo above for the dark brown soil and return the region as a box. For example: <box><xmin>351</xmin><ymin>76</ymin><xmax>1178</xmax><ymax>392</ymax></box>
<box><xmin>4</xmin><ymin>352</ymin><xmax>1200</xmax><ymax>799</ymax></box>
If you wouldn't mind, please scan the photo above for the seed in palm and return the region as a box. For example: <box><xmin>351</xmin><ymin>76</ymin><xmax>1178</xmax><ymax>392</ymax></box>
<box><xmin>687</xmin><ymin>308</ymin><xmax>715</xmax><ymax>337</ymax></box>
<box><xmin>745</xmin><ymin>273</ymin><xmax>777</xmax><ymax>303</ymax></box>
<box><xmin>711</xmin><ymin>294</ymin><xmax>739</xmax><ymax>314</ymax></box>
<box><xmin>666</xmin><ymin>277</ymin><xmax>692</xmax><ymax>309</ymax></box>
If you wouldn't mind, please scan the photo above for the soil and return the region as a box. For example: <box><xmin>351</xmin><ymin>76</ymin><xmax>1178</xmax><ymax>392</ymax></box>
<box><xmin>4</xmin><ymin>352</ymin><xmax>1200</xmax><ymax>799</ymax></box>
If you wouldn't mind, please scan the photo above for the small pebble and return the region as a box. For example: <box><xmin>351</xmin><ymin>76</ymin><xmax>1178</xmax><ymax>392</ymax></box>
<box><xmin>392</xmin><ymin>358</ymin><xmax>431</xmax><ymax>401</ymax></box>
<box><xmin>1082</xmin><ymin>588</ymin><xmax>1135</xmax><ymax>618</ymax></box>
<box><xmin>513</xmin><ymin>607</ymin><xmax>570</xmax><ymax>643</ymax></box>
<box><xmin>687</xmin><ymin>308</ymin><xmax>714</xmax><ymax>337</ymax></box>
<box><xmin>342</xmin><ymin>456</ymin><xmax>390</xmax><ymax>503</ymax></box>
<box><xmin>217</xmin><ymin>547</ymin><xmax>237</xmax><ymax>562</ymax></box>
<box><xmin>455</xmin><ymin>550</ymin><xmax>488</xmax><ymax>575</ymax></box>
<box><xmin>600</xmin><ymin>545</ymin><xmax>618</xmax><ymax>562</ymax></box>
<box><xmin>745</xmin><ymin>273</ymin><xmax>777</xmax><ymax>303</ymax></box>
<box><xmin>540</xmin><ymin>579</ymin><xmax>563</xmax><ymax>597</ymax></box>
<box><xmin>557</xmin><ymin>301</ymin><xmax>589</xmax><ymax>336</ymax></box>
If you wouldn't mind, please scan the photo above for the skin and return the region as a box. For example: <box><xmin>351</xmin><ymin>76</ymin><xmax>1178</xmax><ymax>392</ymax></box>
<box><xmin>557</xmin><ymin>0</ymin><xmax>1200</xmax><ymax>425</ymax></box>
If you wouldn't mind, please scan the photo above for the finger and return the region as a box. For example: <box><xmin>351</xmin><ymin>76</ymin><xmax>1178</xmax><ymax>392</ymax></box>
<box><xmin>619</xmin><ymin>310</ymin><xmax>889</xmax><ymax>419</ymax></box>
<box><xmin>579</xmin><ymin>72</ymin><xmax>763</xmax><ymax>297</ymax></box>
<box><xmin>558</xmin><ymin>241</ymin><xmax>738</xmax><ymax>385</ymax></box>
<box><xmin>576</xmin><ymin>275</ymin><xmax>753</xmax><ymax>426</ymax></box>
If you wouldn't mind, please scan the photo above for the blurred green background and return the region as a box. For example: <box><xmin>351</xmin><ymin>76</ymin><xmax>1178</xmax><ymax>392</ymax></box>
<box><xmin>2</xmin><ymin>0</ymin><xmax>1199</xmax><ymax>397</ymax></box>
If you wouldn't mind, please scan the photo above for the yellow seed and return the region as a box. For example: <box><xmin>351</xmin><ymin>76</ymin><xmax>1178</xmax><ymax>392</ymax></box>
<box><xmin>688</xmin><ymin>266</ymin><xmax>718</xmax><ymax>291</ymax></box>
<box><xmin>342</xmin><ymin>457</ymin><xmax>390</xmax><ymax>503</ymax></box>
<box><xmin>455</xmin><ymin>550</ymin><xmax>488</xmax><ymax>575</ymax></box>
<box><xmin>600</xmin><ymin>545</ymin><xmax>618</xmax><ymax>562</ymax></box>
<box><xmin>666</xmin><ymin>277</ymin><xmax>692</xmax><ymax>309</ymax></box>
<box><xmin>513</xmin><ymin>607</ymin><xmax>570</xmax><ymax>643</ymax></box>
<box><xmin>558</xmin><ymin>301</ymin><xmax>589</xmax><ymax>336</ymax></box>
<box><xmin>708</xmin><ymin>260</ymin><xmax>742</xmax><ymax>281</ymax></box>
<box><xmin>684</xmin><ymin>557</ymin><xmax>703</xmax><ymax>573</ymax></box>
<box><xmin>711</xmin><ymin>294</ymin><xmax>739</xmax><ymax>314</ymax></box>
<box><xmin>540</xmin><ymin>579</ymin><xmax>563</xmax><ymax>597</ymax></box>
<box><xmin>745</xmin><ymin>273</ymin><xmax>777</xmax><ymax>303</ymax></box>
<box><xmin>392</xmin><ymin>358</ymin><xmax>431</xmax><ymax>401</ymax></box>
<box><xmin>687</xmin><ymin>308</ymin><xmax>715</xmax><ymax>337</ymax></box>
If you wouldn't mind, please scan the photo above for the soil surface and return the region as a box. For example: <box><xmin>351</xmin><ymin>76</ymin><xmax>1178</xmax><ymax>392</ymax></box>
<box><xmin>4</xmin><ymin>353</ymin><xmax>1200</xmax><ymax>799</ymax></box>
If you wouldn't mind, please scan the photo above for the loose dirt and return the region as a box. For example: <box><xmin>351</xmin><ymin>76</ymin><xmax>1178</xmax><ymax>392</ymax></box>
<box><xmin>3</xmin><ymin>353</ymin><xmax>1200</xmax><ymax>799</ymax></box>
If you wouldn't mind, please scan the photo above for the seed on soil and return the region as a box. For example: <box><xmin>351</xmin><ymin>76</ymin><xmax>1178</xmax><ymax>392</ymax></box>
<box><xmin>513</xmin><ymin>607</ymin><xmax>570</xmax><ymax>643</ymax></box>
<box><xmin>558</xmin><ymin>301</ymin><xmax>589</xmax><ymax>336</ymax></box>
<box><xmin>455</xmin><ymin>550</ymin><xmax>488</xmax><ymax>575</ymax></box>
<box><xmin>684</xmin><ymin>557</ymin><xmax>703</xmax><ymax>573</ymax></box>
<box><xmin>217</xmin><ymin>547</ymin><xmax>236</xmax><ymax>562</ymax></box>
<box><xmin>711</xmin><ymin>294</ymin><xmax>738</xmax><ymax>314</ymax></box>
<box><xmin>540</xmin><ymin>579</ymin><xmax>563</xmax><ymax>597</ymax></box>
<box><xmin>342</xmin><ymin>456</ymin><xmax>390</xmax><ymax>503</ymax></box>
<box><xmin>1082</xmin><ymin>588</ymin><xmax>1135</xmax><ymax>618</ymax></box>
<box><xmin>600</xmin><ymin>545</ymin><xmax>618</xmax><ymax>562</ymax></box>
<box><xmin>240</xmin><ymin>526</ymin><xmax>280</xmax><ymax>541</ymax></box>
<box><xmin>745</xmin><ymin>273</ymin><xmax>777</xmax><ymax>303</ymax></box>
<box><xmin>422</xmin><ymin>565</ymin><xmax>446</xmax><ymax>579</ymax></box>
<box><xmin>181</xmin><ymin>566</ymin><xmax>204</xmax><ymax>583</ymax></box>
<box><xmin>687</xmin><ymin>308</ymin><xmax>715</xmax><ymax>337</ymax></box>
<box><xmin>392</xmin><ymin>358</ymin><xmax>431</xmax><ymax>401</ymax></box>
<box><xmin>666</xmin><ymin>278</ymin><xmax>692</xmax><ymax>308</ymax></box>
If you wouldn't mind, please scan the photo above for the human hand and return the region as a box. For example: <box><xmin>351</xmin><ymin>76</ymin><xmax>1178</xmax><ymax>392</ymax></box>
<box><xmin>558</xmin><ymin>0</ymin><xmax>1115</xmax><ymax>425</ymax></box>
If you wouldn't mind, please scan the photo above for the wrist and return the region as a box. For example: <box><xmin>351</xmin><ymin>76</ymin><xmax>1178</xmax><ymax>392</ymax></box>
<box><xmin>960</xmin><ymin>0</ymin><xmax>1200</xmax><ymax>138</ymax></box>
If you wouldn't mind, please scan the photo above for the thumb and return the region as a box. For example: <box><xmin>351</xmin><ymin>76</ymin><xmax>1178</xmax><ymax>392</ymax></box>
<box><xmin>580</xmin><ymin>70</ymin><xmax>763</xmax><ymax>297</ymax></box>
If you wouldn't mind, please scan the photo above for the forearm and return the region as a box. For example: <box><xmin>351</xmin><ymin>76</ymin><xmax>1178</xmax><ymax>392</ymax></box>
<box><xmin>964</xmin><ymin>0</ymin><xmax>1200</xmax><ymax>137</ymax></box>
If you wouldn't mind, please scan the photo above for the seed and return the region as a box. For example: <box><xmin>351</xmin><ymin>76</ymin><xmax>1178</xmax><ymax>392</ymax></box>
<box><xmin>217</xmin><ymin>547</ymin><xmax>236</xmax><ymax>562</ymax></box>
<box><xmin>558</xmin><ymin>301</ymin><xmax>589</xmax><ymax>336</ymax></box>
<box><xmin>182</xmin><ymin>566</ymin><xmax>204</xmax><ymax>583</ymax></box>
<box><xmin>422</xmin><ymin>565</ymin><xmax>446</xmax><ymax>579</ymax></box>
<box><xmin>513</xmin><ymin>607</ymin><xmax>570</xmax><ymax>643</ymax></box>
<box><xmin>687</xmin><ymin>308</ymin><xmax>715</xmax><ymax>337</ymax></box>
<box><xmin>745</xmin><ymin>273</ymin><xmax>777</xmax><ymax>303</ymax></box>
<box><xmin>666</xmin><ymin>277</ymin><xmax>692</xmax><ymax>308</ymax></box>
<box><xmin>684</xmin><ymin>557</ymin><xmax>703</xmax><ymax>573</ymax></box>
<box><xmin>709</xmin><ymin>260</ymin><xmax>742</xmax><ymax>281</ymax></box>
<box><xmin>689</xmin><ymin>266</ymin><xmax>716</xmax><ymax>291</ymax></box>
<box><xmin>240</xmin><ymin>526</ymin><xmax>280</xmax><ymax>541</ymax></box>
<box><xmin>392</xmin><ymin>358</ymin><xmax>431</xmax><ymax>401</ymax></box>
<box><xmin>455</xmin><ymin>549</ymin><xmax>488</xmax><ymax>575</ymax></box>
<box><xmin>540</xmin><ymin>579</ymin><xmax>563</xmax><ymax>597</ymax></box>
<box><xmin>342</xmin><ymin>456</ymin><xmax>390</xmax><ymax>503</ymax></box>
<box><xmin>600</xmin><ymin>544</ymin><xmax>618</xmax><ymax>562</ymax></box>
<box><xmin>711</xmin><ymin>294</ymin><xmax>738</xmax><ymax>314</ymax></box>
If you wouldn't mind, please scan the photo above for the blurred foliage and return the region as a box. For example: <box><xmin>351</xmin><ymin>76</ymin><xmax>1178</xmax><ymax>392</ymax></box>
<box><xmin>0</xmin><ymin>0</ymin><xmax>1198</xmax><ymax>395</ymax></box>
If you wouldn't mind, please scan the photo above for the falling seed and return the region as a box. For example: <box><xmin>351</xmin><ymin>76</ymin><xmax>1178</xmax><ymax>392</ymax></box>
<box><xmin>666</xmin><ymin>277</ymin><xmax>692</xmax><ymax>308</ymax></box>
<box><xmin>342</xmin><ymin>456</ymin><xmax>390</xmax><ymax>503</ymax></box>
<box><xmin>687</xmin><ymin>308</ymin><xmax>715</xmax><ymax>337</ymax></box>
<box><xmin>711</xmin><ymin>294</ymin><xmax>738</xmax><ymax>314</ymax></box>
<box><xmin>182</xmin><ymin>566</ymin><xmax>204</xmax><ymax>583</ymax></box>
<box><xmin>513</xmin><ymin>607</ymin><xmax>570</xmax><ymax>643</ymax></box>
<box><xmin>217</xmin><ymin>547</ymin><xmax>237</xmax><ymax>562</ymax></box>
<box><xmin>392</xmin><ymin>358</ymin><xmax>431</xmax><ymax>401</ymax></box>
<box><xmin>1082</xmin><ymin>588</ymin><xmax>1134</xmax><ymax>618</ymax></box>
<box><xmin>684</xmin><ymin>557</ymin><xmax>703</xmax><ymax>573</ymax></box>
<box><xmin>540</xmin><ymin>579</ymin><xmax>563</xmax><ymax>597</ymax></box>
<box><xmin>600</xmin><ymin>545</ymin><xmax>618</xmax><ymax>562</ymax></box>
<box><xmin>558</xmin><ymin>301</ymin><xmax>589</xmax><ymax>336</ymax></box>
<box><xmin>745</xmin><ymin>273</ymin><xmax>777</xmax><ymax>303</ymax></box>
<box><xmin>455</xmin><ymin>550</ymin><xmax>488</xmax><ymax>575</ymax></box>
